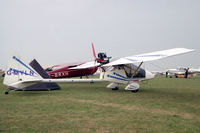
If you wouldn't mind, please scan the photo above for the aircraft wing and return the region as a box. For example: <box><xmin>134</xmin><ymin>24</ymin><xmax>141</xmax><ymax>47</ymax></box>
<box><xmin>104</xmin><ymin>48</ymin><xmax>194</xmax><ymax>66</ymax></box>
<box><xmin>69</xmin><ymin>61</ymin><xmax>101</xmax><ymax>69</ymax></box>
<box><xmin>188</xmin><ymin>69</ymin><xmax>200</xmax><ymax>74</ymax></box>
<box><xmin>168</xmin><ymin>70</ymin><xmax>185</xmax><ymax>75</ymax></box>
<box><xmin>53</xmin><ymin>62</ymin><xmax>83</xmax><ymax>68</ymax></box>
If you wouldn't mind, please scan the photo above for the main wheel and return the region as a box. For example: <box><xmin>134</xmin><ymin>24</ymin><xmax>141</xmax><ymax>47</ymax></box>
<box><xmin>112</xmin><ymin>87</ymin><xmax>119</xmax><ymax>90</ymax></box>
<box><xmin>5</xmin><ymin>91</ymin><xmax>9</xmax><ymax>95</ymax></box>
<box><xmin>131</xmin><ymin>89</ymin><xmax>139</xmax><ymax>93</ymax></box>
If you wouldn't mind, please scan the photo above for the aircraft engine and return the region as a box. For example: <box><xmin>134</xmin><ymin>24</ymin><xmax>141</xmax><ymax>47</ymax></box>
<box><xmin>97</xmin><ymin>52</ymin><xmax>111</xmax><ymax>64</ymax></box>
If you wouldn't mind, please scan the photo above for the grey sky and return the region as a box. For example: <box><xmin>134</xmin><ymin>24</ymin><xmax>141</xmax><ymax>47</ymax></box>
<box><xmin>0</xmin><ymin>0</ymin><xmax>200</xmax><ymax>71</ymax></box>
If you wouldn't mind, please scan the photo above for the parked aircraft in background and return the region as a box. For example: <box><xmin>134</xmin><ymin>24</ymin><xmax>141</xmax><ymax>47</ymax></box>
<box><xmin>45</xmin><ymin>43</ymin><xmax>111</xmax><ymax>78</ymax></box>
<box><xmin>167</xmin><ymin>67</ymin><xmax>200</xmax><ymax>78</ymax></box>
<box><xmin>46</xmin><ymin>62</ymin><xmax>98</xmax><ymax>78</ymax></box>
<box><xmin>3</xmin><ymin>47</ymin><xmax>194</xmax><ymax>94</ymax></box>
<box><xmin>151</xmin><ymin>71</ymin><xmax>165</xmax><ymax>76</ymax></box>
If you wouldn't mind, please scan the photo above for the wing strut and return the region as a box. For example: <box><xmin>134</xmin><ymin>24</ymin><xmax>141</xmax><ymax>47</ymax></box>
<box><xmin>131</xmin><ymin>62</ymin><xmax>143</xmax><ymax>79</ymax></box>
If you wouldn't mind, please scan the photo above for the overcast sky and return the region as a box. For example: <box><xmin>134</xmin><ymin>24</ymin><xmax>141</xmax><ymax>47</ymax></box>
<box><xmin>0</xmin><ymin>0</ymin><xmax>200</xmax><ymax>71</ymax></box>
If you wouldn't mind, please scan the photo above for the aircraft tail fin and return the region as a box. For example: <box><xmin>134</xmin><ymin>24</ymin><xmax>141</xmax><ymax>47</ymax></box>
<box><xmin>3</xmin><ymin>55</ymin><xmax>60</xmax><ymax>91</ymax></box>
<box><xmin>3</xmin><ymin>55</ymin><xmax>42</xmax><ymax>87</ymax></box>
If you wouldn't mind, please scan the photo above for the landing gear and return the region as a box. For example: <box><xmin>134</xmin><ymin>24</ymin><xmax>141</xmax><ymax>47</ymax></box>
<box><xmin>131</xmin><ymin>89</ymin><xmax>139</xmax><ymax>93</ymax></box>
<box><xmin>112</xmin><ymin>87</ymin><xmax>119</xmax><ymax>90</ymax></box>
<box><xmin>4</xmin><ymin>89</ymin><xmax>19</xmax><ymax>95</ymax></box>
<box><xmin>107</xmin><ymin>83</ymin><xmax>119</xmax><ymax>91</ymax></box>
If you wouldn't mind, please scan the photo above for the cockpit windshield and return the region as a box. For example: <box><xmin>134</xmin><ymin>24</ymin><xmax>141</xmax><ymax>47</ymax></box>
<box><xmin>123</xmin><ymin>64</ymin><xmax>145</xmax><ymax>78</ymax></box>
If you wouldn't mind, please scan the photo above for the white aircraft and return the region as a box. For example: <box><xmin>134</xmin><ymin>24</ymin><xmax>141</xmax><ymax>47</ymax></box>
<box><xmin>3</xmin><ymin>48</ymin><xmax>194</xmax><ymax>94</ymax></box>
<box><xmin>167</xmin><ymin>67</ymin><xmax>200</xmax><ymax>78</ymax></box>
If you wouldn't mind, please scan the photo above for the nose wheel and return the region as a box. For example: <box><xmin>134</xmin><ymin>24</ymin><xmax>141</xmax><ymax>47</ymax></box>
<box><xmin>5</xmin><ymin>91</ymin><xmax>9</xmax><ymax>95</ymax></box>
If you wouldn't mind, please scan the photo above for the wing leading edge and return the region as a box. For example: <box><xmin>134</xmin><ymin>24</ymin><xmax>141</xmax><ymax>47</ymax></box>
<box><xmin>104</xmin><ymin>48</ymin><xmax>194</xmax><ymax>66</ymax></box>
<box><xmin>69</xmin><ymin>61</ymin><xmax>101</xmax><ymax>70</ymax></box>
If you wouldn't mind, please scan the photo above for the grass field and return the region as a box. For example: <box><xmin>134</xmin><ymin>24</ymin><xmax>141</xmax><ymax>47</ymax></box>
<box><xmin>0</xmin><ymin>76</ymin><xmax>200</xmax><ymax>133</ymax></box>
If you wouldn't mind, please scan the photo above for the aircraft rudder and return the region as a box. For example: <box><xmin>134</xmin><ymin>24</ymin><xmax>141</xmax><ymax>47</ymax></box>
<box><xmin>3</xmin><ymin>54</ymin><xmax>42</xmax><ymax>87</ymax></box>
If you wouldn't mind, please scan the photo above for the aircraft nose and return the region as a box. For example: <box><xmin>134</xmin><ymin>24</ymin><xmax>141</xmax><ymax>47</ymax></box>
<box><xmin>146</xmin><ymin>70</ymin><xmax>155</xmax><ymax>80</ymax></box>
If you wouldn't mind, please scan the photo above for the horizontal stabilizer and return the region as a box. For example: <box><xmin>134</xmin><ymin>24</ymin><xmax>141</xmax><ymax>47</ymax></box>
<box><xmin>29</xmin><ymin>59</ymin><xmax>60</xmax><ymax>90</ymax></box>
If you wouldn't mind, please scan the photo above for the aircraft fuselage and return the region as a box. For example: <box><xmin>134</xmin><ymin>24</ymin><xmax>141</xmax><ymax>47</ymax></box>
<box><xmin>48</xmin><ymin>66</ymin><xmax>98</xmax><ymax>78</ymax></box>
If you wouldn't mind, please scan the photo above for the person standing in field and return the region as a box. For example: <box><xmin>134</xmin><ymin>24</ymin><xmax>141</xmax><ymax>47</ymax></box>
<box><xmin>185</xmin><ymin>68</ymin><xmax>189</xmax><ymax>78</ymax></box>
<box><xmin>166</xmin><ymin>71</ymin><xmax>168</xmax><ymax>78</ymax></box>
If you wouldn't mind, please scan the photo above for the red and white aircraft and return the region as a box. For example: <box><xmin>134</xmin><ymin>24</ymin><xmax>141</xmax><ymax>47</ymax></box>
<box><xmin>45</xmin><ymin>43</ymin><xmax>111</xmax><ymax>78</ymax></box>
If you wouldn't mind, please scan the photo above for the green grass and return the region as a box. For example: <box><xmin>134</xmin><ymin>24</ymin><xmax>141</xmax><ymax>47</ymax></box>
<box><xmin>0</xmin><ymin>76</ymin><xmax>200</xmax><ymax>133</ymax></box>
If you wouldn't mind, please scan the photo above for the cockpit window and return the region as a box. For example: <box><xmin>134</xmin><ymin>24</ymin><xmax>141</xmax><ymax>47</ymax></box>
<box><xmin>134</xmin><ymin>68</ymin><xmax>145</xmax><ymax>78</ymax></box>
<box><xmin>123</xmin><ymin>64</ymin><xmax>145</xmax><ymax>78</ymax></box>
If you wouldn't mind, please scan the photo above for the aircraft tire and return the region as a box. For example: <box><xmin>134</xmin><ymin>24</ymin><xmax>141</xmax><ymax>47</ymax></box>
<box><xmin>5</xmin><ymin>91</ymin><xmax>9</xmax><ymax>95</ymax></box>
<box><xmin>112</xmin><ymin>87</ymin><xmax>119</xmax><ymax>90</ymax></box>
<box><xmin>131</xmin><ymin>89</ymin><xmax>139</xmax><ymax>93</ymax></box>
<box><xmin>1</xmin><ymin>73</ymin><xmax>5</xmax><ymax>77</ymax></box>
